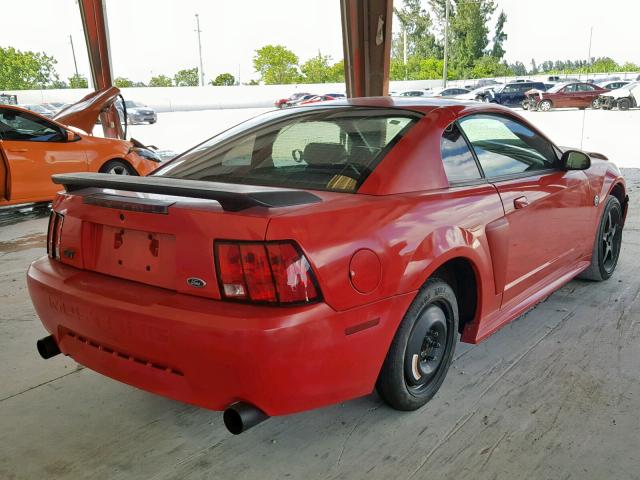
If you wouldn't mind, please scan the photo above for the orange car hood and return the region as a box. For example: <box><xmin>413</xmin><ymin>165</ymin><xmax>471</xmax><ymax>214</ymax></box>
<box><xmin>54</xmin><ymin>86</ymin><xmax>121</xmax><ymax>133</ymax></box>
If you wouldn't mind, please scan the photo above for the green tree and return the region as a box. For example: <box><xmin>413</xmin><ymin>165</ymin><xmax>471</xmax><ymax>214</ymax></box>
<box><xmin>253</xmin><ymin>45</ymin><xmax>300</xmax><ymax>84</ymax></box>
<box><xmin>329</xmin><ymin>60</ymin><xmax>345</xmax><ymax>83</ymax></box>
<box><xmin>620</xmin><ymin>61</ymin><xmax>640</xmax><ymax>72</ymax></box>
<box><xmin>590</xmin><ymin>57</ymin><xmax>619</xmax><ymax>73</ymax></box>
<box><xmin>390</xmin><ymin>56</ymin><xmax>444</xmax><ymax>80</ymax></box>
<box><xmin>0</xmin><ymin>46</ymin><xmax>59</xmax><ymax>89</ymax></box>
<box><xmin>471</xmin><ymin>56</ymin><xmax>512</xmax><ymax>78</ymax></box>
<box><xmin>50</xmin><ymin>80</ymin><xmax>68</xmax><ymax>89</ymax></box>
<box><xmin>449</xmin><ymin>0</ymin><xmax>496</xmax><ymax>75</ymax></box>
<box><xmin>490</xmin><ymin>11</ymin><xmax>507</xmax><ymax>59</ymax></box>
<box><xmin>300</xmin><ymin>53</ymin><xmax>344</xmax><ymax>83</ymax></box>
<box><xmin>210</xmin><ymin>73</ymin><xmax>236</xmax><ymax>86</ymax></box>
<box><xmin>530</xmin><ymin>59</ymin><xmax>538</xmax><ymax>74</ymax></box>
<box><xmin>68</xmin><ymin>74</ymin><xmax>88</xmax><ymax>88</ymax></box>
<box><xmin>509</xmin><ymin>61</ymin><xmax>527</xmax><ymax>76</ymax></box>
<box><xmin>174</xmin><ymin>67</ymin><xmax>199</xmax><ymax>86</ymax></box>
<box><xmin>114</xmin><ymin>77</ymin><xmax>134</xmax><ymax>88</ymax></box>
<box><xmin>393</xmin><ymin>0</ymin><xmax>440</xmax><ymax>60</ymax></box>
<box><xmin>148</xmin><ymin>75</ymin><xmax>173</xmax><ymax>87</ymax></box>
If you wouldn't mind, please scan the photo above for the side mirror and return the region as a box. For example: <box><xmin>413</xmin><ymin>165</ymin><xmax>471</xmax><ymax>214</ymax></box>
<box><xmin>561</xmin><ymin>150</ymin><xmax>590</xmax><ymax>170</ymax></box>
<box><xmin>65</xmin><ymin>130</ymin><xmax>78</xmax><ymax>142</ymax></box>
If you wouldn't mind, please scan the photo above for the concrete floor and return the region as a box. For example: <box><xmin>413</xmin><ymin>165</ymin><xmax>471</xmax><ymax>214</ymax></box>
<box><xmin>1</xmin><ymin>171</ymin><xmax>640</xmax><ymax>479</ymax></box>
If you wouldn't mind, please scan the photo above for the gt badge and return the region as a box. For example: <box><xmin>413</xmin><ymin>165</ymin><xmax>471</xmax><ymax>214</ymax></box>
<box><xmin>187</xmin><ymin>277</ymin><xmax>206</xmax><ymax>288</ymax></box>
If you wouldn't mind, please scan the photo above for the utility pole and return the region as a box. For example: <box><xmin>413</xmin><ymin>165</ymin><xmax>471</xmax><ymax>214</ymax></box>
<box><xmin>403</xmin><ymin>26</ymin><xmax>407</xmax><ymax>80</ymax></box>
<box><xmin>195</xmin><ymin>13</ymin><xmax>204</xmax><ymax>86</ymax></box>
<box><xmin>69</xmin><ymin>34</ymin><xmax>79</xmax><ymax>77</ymax></box>
<box><xmin>442</xmin><ymin>0</ymin><xmax>450</xmax><ymax>87</ymax></box>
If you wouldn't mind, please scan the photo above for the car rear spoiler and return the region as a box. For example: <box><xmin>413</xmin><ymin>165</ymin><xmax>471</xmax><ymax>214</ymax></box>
<box><xmin>51</xmin><ymin>173</ymin><xmax>322</xmax><ymax>212</ymax></box>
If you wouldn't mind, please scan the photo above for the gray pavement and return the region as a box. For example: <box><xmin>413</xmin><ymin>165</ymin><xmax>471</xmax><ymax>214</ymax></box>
<box><xmin>1</xmin><ymin>171</ymin><xmax>639</xmax><ymax>480</ymax></box>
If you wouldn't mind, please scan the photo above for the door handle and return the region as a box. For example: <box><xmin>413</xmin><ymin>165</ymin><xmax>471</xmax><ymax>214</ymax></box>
<box><xmin>7</xmin><ymin>148</ymin><xmax>28</xmax><ymax>152</ymax></box>
<box><xmin>514</xmin><ymin>196</ymin><xmax>529</xmax><ymax>209</ymax></box>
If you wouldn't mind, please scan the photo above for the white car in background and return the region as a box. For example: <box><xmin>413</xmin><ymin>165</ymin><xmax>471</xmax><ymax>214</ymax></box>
<box><xmin>425</xmin><ymin>86</ymin><xmax>470</xmax><ymax>97</ymax></box>
<box><xmin>393</xmin><ymin>89</ymin><xmax>432</xmax><ymax>97</ymax></box>
<box><xmin>598</xmin><ymin>82</ymin><xmax>640</xmax><ymax>110</ymax></box>
<box><xmin>454</xmin><ymin>84</ymin><xmax>504</xmax><ymax>101</ymax></box>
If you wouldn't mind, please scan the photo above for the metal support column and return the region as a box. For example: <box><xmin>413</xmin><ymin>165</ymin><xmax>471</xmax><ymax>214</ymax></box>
<box><xmin>78</xmin><ymin>0</ymin><xmax>123</xmax><ymax>138</ymax></box>
<box><xmin>340</xmin><ymin>0</ymin><xmax>393</xmax><ymax>98</ymax></box>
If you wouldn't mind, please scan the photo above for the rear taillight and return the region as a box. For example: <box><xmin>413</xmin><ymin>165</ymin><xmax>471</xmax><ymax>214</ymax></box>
<box><xmin>47</xmin><ymin>211</ymin><xmax>64</xmax><ymax>259</ymax></box>
<box><xmin>215</xmin><ymin>241</ymin><xmax>320</xmax><ymax>305</ymax></box>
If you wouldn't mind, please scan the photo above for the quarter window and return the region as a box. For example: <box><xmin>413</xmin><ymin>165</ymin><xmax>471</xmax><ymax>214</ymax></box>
<box><xmin>441</xmin><ymin>123</ymin><xmax>481</xmax><ymax>183</ymax></box>
<box><xmin>458</xmin><ymin>114</ymin><xmax>557</xmax><ymax>178</ymax></box>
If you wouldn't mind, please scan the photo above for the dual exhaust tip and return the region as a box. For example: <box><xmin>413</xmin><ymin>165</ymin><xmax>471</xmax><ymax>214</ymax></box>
<box><xmin>36</xmin><ymin>335</ymin><xmax>268</xmax><ymax>434</ymax></box>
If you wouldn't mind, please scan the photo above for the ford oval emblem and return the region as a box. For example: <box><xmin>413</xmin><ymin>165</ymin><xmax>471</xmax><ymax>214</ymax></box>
<box><xmin>187</xmin><ymin>277</ymin><xmax>206</xmax><ymax>288</ymax></box>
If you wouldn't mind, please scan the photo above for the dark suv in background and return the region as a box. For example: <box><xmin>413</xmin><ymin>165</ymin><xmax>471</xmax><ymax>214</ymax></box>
<box><xmin>484</xmin><ymin>81</ymin><xmax>547</xmax><ymax>107</ymax></box>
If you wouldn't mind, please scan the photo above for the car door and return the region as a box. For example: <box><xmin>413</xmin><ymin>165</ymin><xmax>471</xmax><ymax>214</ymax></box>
<box><xmin>0</xmin><ymin>108</ymin><xmax>87</xmax><ymax>203</ymax></box>
<box><xmin>553</xmin><ymin>84</ymin><xmax>573</xmax><ymax>108</ymax></box>
<box><xmin>577</xmin><ymin>84</ymin><xmax>598</xmax><ymax>107</ymax></box>
<box><xmin>498</xmin><ymin>84</ymin><xmax>518</xmax><ymax>105</ymax></box>
<box><xmin>458</xmin><ymin>113</ymin><xmax>594</xmax><ymax>306</ymax></box>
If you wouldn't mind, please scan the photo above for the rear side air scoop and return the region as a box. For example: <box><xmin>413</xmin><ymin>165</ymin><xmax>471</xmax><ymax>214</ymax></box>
<box><xmin>52</xmin><ymin>173</ymin><xmax>322</xmax><ymax>212</ymax></box>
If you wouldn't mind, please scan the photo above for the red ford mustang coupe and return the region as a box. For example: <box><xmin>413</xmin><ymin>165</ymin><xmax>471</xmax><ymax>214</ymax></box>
<box><xmin>28</xmin><ymin>97</ymin><xmax>627</xmax><ymax>434</ymax></box>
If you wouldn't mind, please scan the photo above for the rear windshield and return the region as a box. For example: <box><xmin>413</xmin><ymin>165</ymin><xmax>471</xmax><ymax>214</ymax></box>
<box><xmin>153</xmin><ymin>107</ymin><xmax>419</xmax><ymax>192</ymax></box>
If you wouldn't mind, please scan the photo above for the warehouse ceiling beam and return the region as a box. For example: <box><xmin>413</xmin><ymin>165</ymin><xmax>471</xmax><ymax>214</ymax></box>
<box><xmin>340</xmin><ymin>0</ymin><xmax>393</xmax><ymax>98</ymax></box>
<box><xmin>78</xmin><ymin>0</ymin><xmax>123</xmax><ymax>139</ymax></box>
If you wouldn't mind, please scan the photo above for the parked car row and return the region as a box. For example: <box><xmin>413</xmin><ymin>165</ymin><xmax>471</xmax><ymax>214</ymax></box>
<box><xmin>274</xmin><ymin>92</ymin><xmax>346</xmax><ymax>108</ymax></box>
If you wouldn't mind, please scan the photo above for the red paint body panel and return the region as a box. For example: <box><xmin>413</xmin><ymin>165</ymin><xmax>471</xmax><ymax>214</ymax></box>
<box><xmin>28</xmin><ymin>98</ymin><xmax>627</xmax><ymax>415</ymax></box>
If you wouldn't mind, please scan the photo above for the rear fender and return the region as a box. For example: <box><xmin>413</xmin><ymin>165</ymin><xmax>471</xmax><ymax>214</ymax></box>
<box><xmin>397</xmin><ymin>225</ymin><xmax>495</xmax><ymax>324</ymax></box>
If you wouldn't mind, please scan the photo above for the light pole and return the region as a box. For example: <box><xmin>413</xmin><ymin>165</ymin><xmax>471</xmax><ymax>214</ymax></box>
<box><xmin>69</xmin><ymin>35</ymin><xmax>79</xmax><ymax>78</ymax></box>
<box><xmin>195</xmin><ymin>13</ymin><xmax>204</xmax><ymax>86</ymax></box>
<box><xmin>442</xmin><ymin>0</ymin><xmax>450</xmax><ymax>87</ymax></box>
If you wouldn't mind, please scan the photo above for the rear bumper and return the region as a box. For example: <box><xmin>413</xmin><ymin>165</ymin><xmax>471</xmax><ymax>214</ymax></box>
<box><xmin>27</xmin><ymin>257</ymin><xmax>414</xmax><ymax>416</ymax></box>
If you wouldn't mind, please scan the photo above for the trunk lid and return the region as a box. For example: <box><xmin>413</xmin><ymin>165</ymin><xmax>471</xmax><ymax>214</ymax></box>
<box><xmin>51</xmin><ymin>173</ymin><xmax>324</xmax><ymax>299</ymax></box>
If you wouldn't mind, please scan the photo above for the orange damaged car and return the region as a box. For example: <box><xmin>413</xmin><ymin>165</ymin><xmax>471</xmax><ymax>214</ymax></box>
<box><xmin>0</xmin><ymin>87</ymin><xmax>161</xmax><ymax>207</ymax></box>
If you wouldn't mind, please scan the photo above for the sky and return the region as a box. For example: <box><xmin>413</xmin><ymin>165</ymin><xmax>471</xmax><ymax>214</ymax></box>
<box><xmin>0</xmin><ymin>0</ymin><xmax>637</xmax><ymax>86</ymax></box>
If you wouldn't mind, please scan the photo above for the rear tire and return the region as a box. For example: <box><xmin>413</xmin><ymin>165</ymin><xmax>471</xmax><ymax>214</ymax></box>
<box><xmin>376</xmin><ymin>278</ymin><xmax>458</xmax><ymax>411</ymax></box>
<box><xmin>100</xmin><ymin>160</ymin><xmax>137</xmax><ymax>176</ymax></box>
<box><xmin>579</xmin><ymin>196</ymin><xmax>623</xmax><ymax>281</ymax></box>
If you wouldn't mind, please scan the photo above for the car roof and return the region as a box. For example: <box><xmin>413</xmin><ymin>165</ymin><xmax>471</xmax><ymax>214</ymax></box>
<box><xmin>319</xmin><ymin>95</ymin><xmax>482</xmax><ymax>113</ymax></box>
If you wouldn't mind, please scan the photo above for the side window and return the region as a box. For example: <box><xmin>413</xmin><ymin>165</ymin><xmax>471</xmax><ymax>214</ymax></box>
<box><xmin>564</xmin><ymin>84</ymin><xmax>577</xmax><ymax>93</ymax></box>
<box><xmin>458</xmin><ymin>114</ymin><xmax>558</xmax><ymax>178</ymax></box>
<box><xmin>503</xmin><ymin>84</ymin><xmax>517</xmax><ymax>93</ymax></box>
<box><xmin>581</xmin><ymin>84</ymin><xmax>595</xmax><ymax>91</ymax></box>
<box><xmin>0</xmin><ymin>109</ymin><xmax>63</xmax><ymax>142</ymax></box>
<box><xmin>441</xmin><ymin>123</ymin><xmax>482</xmax><ymax>183</ymax></box>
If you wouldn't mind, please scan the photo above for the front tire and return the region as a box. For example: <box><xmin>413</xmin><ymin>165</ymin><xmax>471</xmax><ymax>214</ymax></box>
<box><xmin>579</xmin><ymin>196</ymin><xmax>623</xmax><ymax>281</ymax></box>
<box><xmin>376</xmin><ymin>278</ymin><xmax>458</xmax><ymax>411</ymax></box>
<box><xmin>100</xmin><ymin>160</ymin><xmax>137</xmax><ymax>176</ymax></box>
<box><xmin>618</xmin><ymin>98</ymin><xmax>631</xmax><ymax>111</ymax></box>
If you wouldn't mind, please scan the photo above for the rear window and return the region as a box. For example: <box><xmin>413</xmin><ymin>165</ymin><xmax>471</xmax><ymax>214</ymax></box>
<box><xmin>154</xmin><ymin>107</ymin><xmax>419</xmax><ymax>192</ymax></box>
